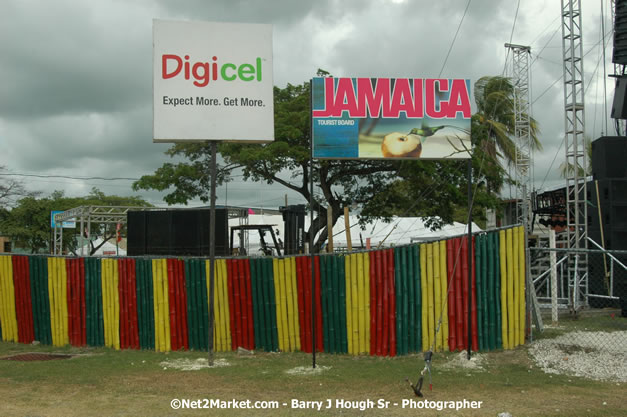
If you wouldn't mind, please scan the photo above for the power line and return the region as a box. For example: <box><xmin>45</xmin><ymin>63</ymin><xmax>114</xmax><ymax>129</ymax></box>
<box><xmin>0</xmin><ymin>172</ymin><xmax>139</xmax><ymax>181</ymax></box>
<box><xmin>438</xmin><ymin>0</ymin><xmax>472</xmax><ymax>77</ymax></box>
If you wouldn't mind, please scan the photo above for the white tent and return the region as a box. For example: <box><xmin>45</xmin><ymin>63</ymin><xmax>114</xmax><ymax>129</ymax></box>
<box><xmin>79</xmin><ymin>238</ymin><xmax>126</xmax><ymax>256</ymax></box>
<box><xmin>230</xmin><ymin>213</ymin><xmax>481</xmax><ymax>254</ymax></box>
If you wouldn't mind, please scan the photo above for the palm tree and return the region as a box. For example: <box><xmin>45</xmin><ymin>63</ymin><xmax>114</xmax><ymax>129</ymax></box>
<box><xmin>472</xmin><ymin>76</ymin><xmax>542</xmax><ymax>166</ymax></box>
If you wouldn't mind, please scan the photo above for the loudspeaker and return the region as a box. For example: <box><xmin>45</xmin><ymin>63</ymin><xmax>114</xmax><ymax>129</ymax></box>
<box><xmin>127</xmin><ymin>209</ymin><xmax>229</xmax><ymax>257</ymax></box>
<box><xmin>613</xmin><ymin>0</ymin><xmax>627</xmax><ymax>65</ymax></box>
<box><xmin>127</xmin><ymin>211</ymin><xmax>146</xmax><ymax>256</ymax></box>
<box><xmin>172</xmin><ymin>210</ymin><xmax>200</xmax><ymax>255</ymax></box>
<box><xmin>611</xmin><ymin>76</ymin><xmax>627</xmax><ymax>119</ymax></box>
<box><xmin>591</xmin><ymin>137</ymin><xmax>627</xmax><ymax>180</ymax></box>
<box><xmin>280</xmin><ymin>205</ymin><xmax>306</xmax><ymax>255</ymax></box>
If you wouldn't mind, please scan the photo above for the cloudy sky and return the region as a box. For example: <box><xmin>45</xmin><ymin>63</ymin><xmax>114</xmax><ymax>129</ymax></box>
<box><xmin>0</xmin><ymin>0</ymin><xmax>616</xmax><ymax>210</ymax></box>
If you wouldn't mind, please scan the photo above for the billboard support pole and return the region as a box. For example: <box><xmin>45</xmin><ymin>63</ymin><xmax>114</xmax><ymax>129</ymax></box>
<box><xmin>467</xmin><ymin>159</ymin><xmax>473</xmax><ymax>360</ymax></box>
<box><xmin>309</xmin><ymin>80</ymin><xmax>317</xmax><ymax>369</ymax></box>
<box><xmin>208</xmin><ymin>140</ymin><xmax>217</xmax><ymax>365</ymax></box>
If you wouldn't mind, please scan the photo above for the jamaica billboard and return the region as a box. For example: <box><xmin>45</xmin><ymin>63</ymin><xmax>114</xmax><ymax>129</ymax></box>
<box><xmin>311</xmin><ymin>77</ymin><xmax>471</xmax><ymax>159</ymax></box>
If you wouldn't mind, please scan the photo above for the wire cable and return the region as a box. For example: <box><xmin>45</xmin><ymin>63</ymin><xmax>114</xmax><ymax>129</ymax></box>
<box><xmin>438</xmin><ymin>0</ymin><xmax>472</xmax><ymax>77</ymax></box>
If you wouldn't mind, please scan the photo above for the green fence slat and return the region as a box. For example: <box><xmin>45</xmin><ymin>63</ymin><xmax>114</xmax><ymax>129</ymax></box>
<box><xmin>183</xmin><ymin>260</ymin><xmax>195</xmax><ymax>350</ymax></box>
<box><xmin>487</xmin><ymin>233</ymin><xmax>496</xmax><ymax>351</ymax></box>
<box><xmin>96</xmin><ymin>258</ymin><xmax>105</xmax><ymax>347</ymax></box>
<box><xmin>394</xmin><ymin>249</ymin><xmax>402</xmax><ymax>355</ymax></box>
<box><xmin>481</xmin><ymin>235</ymin><xmax>490</xmax><ymax>350</ymax></box>
<box><xmin>194</xmin><ymin>259</ymin><xmax>203</xmax><ymax>351</ymax></box>
<box><xmin>320</xmin><ymin>255</ymin><xmax>337</xmax><ymax>353</ymax></box>
<box><xmin>331</xmin><ymin>255</ymin><xmax>341</xmax><ymax>353</ymax></box>
<box><xmin>39</xmin><ymin>256</ymin><xmax>52</xmax><ymax>346</ymax></box>
<box><xmin>264</xmin><ymin>258</ymin><xmax>278</xmax><ymax>352</ymax></box>
<box><xmin>404</xmin><ymin>247</ymin><xmax>412</xmax><ymax>354</ymax></box>
<box><xmin>250</xmin><ymin>259</ymin><xmax>263</xmax><ymax>351</ymax></box>
<box><xmin>476</xmin><ymin>235</ymin><xmax>484</xmax><ymax>351</ymax></box>
<box><xmin>27</xmin><ymin>257</ymin><xmax>37</xmax><ymax>343</ymax></box>
<box><xmin>407</xmin><ymin>245</ymin><xmax>416</xmax><ymax>353</ymax></box>
<box><xmin>135</xmin><ymin>259</ymin><xmax>154</xmax><ymax>350</ymax></box>
<box><xmin>338</xmin><ymin>255</ymin><xmax>348</xmax><ymax>354</ymax></box>
<box><xmin>414</xmin><ymin>245</ymin><xmax>421</xmax><ymax>353</ymax></box>
<box><xmin>326</xmin><ymin>255</ymin><xmax>335</xmax><ymax>354</ymax></box>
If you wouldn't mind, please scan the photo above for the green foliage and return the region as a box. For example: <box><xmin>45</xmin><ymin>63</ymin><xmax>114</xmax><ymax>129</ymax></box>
<box><xmin>133</xmin><ymin>74</ymin><xmax>512</xmax><ymax>251</ymax></box>
<box><xmin>0</xmin><ymin>188</ymin><xmax>151</xmax><ymax>254</ymax></box>
<box><xmin>472</xmin><ymin>76</ymin><xmax>541</xmax><ymax>166</ymax></box>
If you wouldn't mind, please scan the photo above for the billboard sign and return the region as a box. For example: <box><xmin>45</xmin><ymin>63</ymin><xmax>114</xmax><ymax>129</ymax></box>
<box><xmin>51</xmin><ymin>211</ymin><xmax>76</xmax><ymax>228</ymax></box>
<box><xmin>312</xmin><ymin>77</ymin><xmax>472</xmax><ymax>159</ymax></box>
<box><xmin>153</xmin><ymin>19</ymin><xmax>274</xmax><ymax>142</ymax></box>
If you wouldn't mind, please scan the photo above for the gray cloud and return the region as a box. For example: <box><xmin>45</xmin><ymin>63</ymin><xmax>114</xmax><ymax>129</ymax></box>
<box><xmin>0</xmin><ymin>0</ymin><xmax>614</xmax><ymax>209</ymax></box>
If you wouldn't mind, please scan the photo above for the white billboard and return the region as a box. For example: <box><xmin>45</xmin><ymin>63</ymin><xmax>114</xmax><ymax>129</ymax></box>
<box><xmin>153</xmin><ymin>20</ymin><xmax>274</xmax><ymax>142</ymax></box>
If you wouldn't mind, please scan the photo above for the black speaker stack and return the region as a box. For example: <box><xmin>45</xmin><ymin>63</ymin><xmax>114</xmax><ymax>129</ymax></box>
<box><xmin>280</xmin><ymin>205</ymin><xmax>306</xmax><ymax>255</ymax></box>
<box><xmin>612</xmin><ymin>1</ymin><xmax>627</xmax><ymax>119</ymax></box>
<box><xmin>589</xmin><ymin>136</ymin><xmax>627</xmax><ymax>314</ymax></box>
<box><xmin>127</xmin><ymin>209</ymin><xmax>229</xmax><ymax>257</ymax></box>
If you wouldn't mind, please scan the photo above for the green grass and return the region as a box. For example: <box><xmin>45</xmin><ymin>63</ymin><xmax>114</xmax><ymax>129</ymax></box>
<box><xmin>534</xmin><ymin>312</ymin><xmax>627</xmax><ymax>341</ymax></box>
<box><xmin>1</xmin><ymin>332</ymin><xmax>626</xmax><ymax>417</ymax></box>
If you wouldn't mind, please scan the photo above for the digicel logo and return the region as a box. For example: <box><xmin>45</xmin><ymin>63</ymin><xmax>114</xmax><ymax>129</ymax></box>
<box><xmin>162</xmin><ymin>54</ymin><xmax>263</xmax><ymax>87</ymax></box>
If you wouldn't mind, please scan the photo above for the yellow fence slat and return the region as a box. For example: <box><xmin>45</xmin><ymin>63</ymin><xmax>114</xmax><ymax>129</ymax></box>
<box><xmin>47</xmin><ymin>258</ymin><xmax>68</xmax><ymax>347</ymax></box>
<box><xmin>284</xmin><ymin>257</ymin><xmax>296</xmax><ymax>351</ymax></box>
<box><xmin>498</xmin><ymin>230</ymin><xmax>508</xmax><ymax>349</ymax></box>
<box><xmin>210</xmin><ymin>259</ymin><xmax>231</xmax><ymax>352</ymax></box>
<box><xmin>289</xmin><ymin>257</ymin><xmax>300</xmax><ymax>352</ymax></box>
<box><xmin>101</xmin><ymin>259</ymin><xmax>120</xmax><ymax>350</ymax></box>
<box><xmin>152</xmin><ymin>259</ymin><xmax>170</xmax><ymax>352</ymax></box>
<box><xmin>272</xmin><ymin>258</ymin><xmax>283</xmax><ymax>351</ymax></box>
<box><xmin>349</xmin><ymin>254</ymin><xmax>358</xmax><ymax>354</ymax></box>
<box><xmin>512</xmin><ymin>227</ymin><xmax>520</xmax><ymax>347</ymax></box>
<box><xmin>426</xmin><ymin>243</ymin><xmax>435</xmax><ymax>350</ymax></box>
<box><xmin>0</xmin><ymin>256</ymin><xmax>18</xmax><ymax>342</ymax></box>
<box><xmin>506</xmin><ymin>228</ymin><xmax>515</xmax><ymax>349</ymax></box>
<box><xmin>433</xmin><ymin>243</ymin><xmax>442</xmax><ymax>352</ymax></box>
<box><xmin>357</xmin><ymin>253</ymin><xmax>366</xmax><ymax>354</ymax></box>
<box><xmin>517</xmin><ymin>226</ymin><xmax>526</xmax><ymax>347</ymax></box>
<box><xmin>220</xmin><ymin>259</ymin><xmax>232</xmax><ymax>351</ymax></box>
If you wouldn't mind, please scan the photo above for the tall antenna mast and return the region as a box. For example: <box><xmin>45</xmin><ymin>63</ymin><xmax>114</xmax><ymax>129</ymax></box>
<box><xmin>505</xmin><ymin>43</ymin><xmax>532</xmax><ymax>229</ymax></box>
<box><xmin>561</xmin><ymin>0</ymin><xmax>588</xmax><ymax>312</ymax></box>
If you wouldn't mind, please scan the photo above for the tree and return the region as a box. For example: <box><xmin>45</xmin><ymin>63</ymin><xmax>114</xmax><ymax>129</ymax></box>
<box><xmin>0</xmin><ymin>166</ymin><xmax>39</xmax><ymax>207</ymax></box>
<box><xmin>0</xmin><ymin>188</ymin><xmax>151</xmax><ymax>254</ymax></box>
<box><xmin>134</xmin><ymin>72</ymin><xmax>506</xmax><ymax>251</ymax></box>
<box><xmin>472</xmin><ymin>76</ymin><xmax>542</xmax><ymax>169</ymax></box>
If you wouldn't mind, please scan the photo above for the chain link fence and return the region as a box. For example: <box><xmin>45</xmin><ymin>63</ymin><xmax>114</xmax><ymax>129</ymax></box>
<box><xmin>527</xmin><ymin>241</ymin><xmax>627</xmax><ymax>382</ymax></box>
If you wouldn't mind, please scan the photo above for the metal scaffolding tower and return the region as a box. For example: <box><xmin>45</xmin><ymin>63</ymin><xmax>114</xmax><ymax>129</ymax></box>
<box><xmin>505</xmin><ymin>43</ymin><xmax>532</xmax><ymax>229</ymax></box>
<box><xmin>53</xmin><ymin>206</ymin><xmax>145</xmax><ymax>256</ymax></box>
<box><xmin>561</xmin><ymin>0</ymin><xmax>588</xmax><ymax>311</ymax></box>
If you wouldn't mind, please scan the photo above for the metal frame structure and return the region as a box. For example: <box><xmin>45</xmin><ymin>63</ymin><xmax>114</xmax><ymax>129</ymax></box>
<box><xmin>561</xmin><ymin>0</ymin><xmax>588</xmax><ymax>311</ymax></box>
<box><xmin>505</xmin><ymin>43</ymin><xmax>533</xmax><ymax>229</ymax></box>
<box><xmin>53</xmin><ymin>206</ymin><xmax>146</xmax><ymax>256</ymax></box>
<box><xmin>52</xmin><ymin>205</ymin><xmax>252</xmax><ymax>256</ymax></box>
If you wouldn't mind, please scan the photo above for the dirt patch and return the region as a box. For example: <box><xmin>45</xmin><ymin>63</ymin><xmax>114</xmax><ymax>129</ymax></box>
<box><xmin>441</xmin><ymin>351</ymin><xmax>487</xmax><ymax>371</ymax></box>
<box><xmin>159</xmin><ymin>358</ymin><xmax>230</xmax><ymax>371</ymax></box>
<box><xmin>529</xmin><ymin>330</ymin><xmax>627</xmax><ymax>382</ymax></box>
<box><xmin>284</xmin><ymin>365</ymin><xmax>331</xmax><ymax>376</ymax></box>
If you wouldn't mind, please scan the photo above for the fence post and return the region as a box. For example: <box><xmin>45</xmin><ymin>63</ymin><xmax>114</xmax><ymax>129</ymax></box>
<box><xmin>550</xmin><ymin>230</ymin><xmax>558</xmax><ymax>324</ymax></box>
